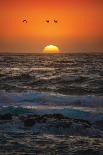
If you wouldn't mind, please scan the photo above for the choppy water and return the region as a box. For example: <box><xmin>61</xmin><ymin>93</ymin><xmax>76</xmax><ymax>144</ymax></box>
<box><xmin>0</xmin><ymin>53</ymin><xmax>103</xmax><ymax>95</ymax></box>
<box><xmin>0</xmin><ymin>53</ymin><xmax>103</xmax><ymax>155</ymax></box>
<box><xmin>0</xmin><ymin>53</ymin><xmax>103</xmax><ymax>118</ymax></box>
<box><xmin>0</xmin><ymin>53</ymin><xmax>103</xmax><ymax>117</ymax></box>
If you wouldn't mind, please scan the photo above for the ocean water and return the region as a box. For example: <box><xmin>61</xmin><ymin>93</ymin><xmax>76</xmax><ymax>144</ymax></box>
<box><xmin>0</xmin><ymin>53</ymin><xmax>103</xmax><ymax>95</ymax></box>
<box><xmin>0</xmin><ymin>53</ymin><xmax>103</xmax><ymax>154</ymax></box>
<box><xmin>0</xmin><ymin>53</ymin><xmax>103</xmax><ymax>116</ymax></box>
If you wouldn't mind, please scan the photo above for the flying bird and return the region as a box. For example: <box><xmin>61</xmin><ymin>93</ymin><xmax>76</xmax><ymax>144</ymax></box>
<box><xmin>22</xmin><ymin>20</ymin><xmax>27</xmax><ymax>23</ymax></box>
<box><xmin>46</xmin><ymin>20</ymin><xmax>50</xmax><ymax>23</ymax></box>
<box><xmin>54</xmin><ymin>20</ymin><xmax>58</xmax><ymax>23</ymax></box>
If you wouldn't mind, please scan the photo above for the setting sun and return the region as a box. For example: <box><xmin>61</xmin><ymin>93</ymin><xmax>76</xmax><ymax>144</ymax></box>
<box><xmin>43</xmin><ymin>45</ymin><xmax>60</xmax><ymax>53</ymax></box>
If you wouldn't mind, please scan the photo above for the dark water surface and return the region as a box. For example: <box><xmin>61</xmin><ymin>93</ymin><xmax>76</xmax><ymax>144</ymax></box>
<box><xmin>0</xmin><ymin>53</ymin><xmax>103</xmax><ymax>155</ymax></box>
<box><xmin>0</xmin><ymin>53</ymin><xmax>103</xmax><ymax>95</ymax></box>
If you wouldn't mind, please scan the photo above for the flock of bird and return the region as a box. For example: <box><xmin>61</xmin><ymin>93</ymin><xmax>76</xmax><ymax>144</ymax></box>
<box><xmin>46</xmin><ymin>20</ymin><xmax>58</xmax><ymax>23</ymax></box>
<box><xmin>22</xmin><ymin>19</ymin><xmax>58</xmax><ymax>24</ymax></box>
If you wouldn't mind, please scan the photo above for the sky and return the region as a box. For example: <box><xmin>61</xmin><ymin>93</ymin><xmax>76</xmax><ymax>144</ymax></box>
<box><xmin>0</xmin><ymin>0</ymin><xmax>103</xmax><ymax>53</ymax></box>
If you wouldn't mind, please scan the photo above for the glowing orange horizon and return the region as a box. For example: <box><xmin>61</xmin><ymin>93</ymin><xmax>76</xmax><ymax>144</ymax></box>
<box><xmin>0</xmin><ymin>0</ymin><xmax>103</xmax><ymax>53</ymax></box>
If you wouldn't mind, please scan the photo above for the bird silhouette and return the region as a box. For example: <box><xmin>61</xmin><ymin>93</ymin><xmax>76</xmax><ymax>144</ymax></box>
<box><xmin>46</xmin><ymin>20</ymin><xmax>50</xmax><ymax>23</ymax></box>
<box><xmin>22</xmin><ymin>20</ymin><xmax>27</xmax><ymax>23</ymax></box>
<box><xmin>54</xmin><ymin>20</ymin><xmax>58</xmax><ymax>23</ymax></box>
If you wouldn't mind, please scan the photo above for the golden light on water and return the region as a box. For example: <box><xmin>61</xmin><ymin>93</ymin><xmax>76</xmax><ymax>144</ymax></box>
<box><xmin>43</xmin><ymin>45</ymin><xmax>60</xmax><ymax>53</ymax></box>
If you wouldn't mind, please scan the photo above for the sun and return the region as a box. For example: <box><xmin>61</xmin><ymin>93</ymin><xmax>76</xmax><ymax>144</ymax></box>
<box><xmin>43</xmin><ymin>45</ymin><xmax>60</xmax><ymax>53</ymax></box>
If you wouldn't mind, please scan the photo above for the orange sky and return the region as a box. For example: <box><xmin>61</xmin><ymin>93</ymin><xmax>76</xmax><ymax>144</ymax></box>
<box><xmin>0</xmin><ymin>0</ymin><xmax>103</xmax><ymax>53</ymax></box>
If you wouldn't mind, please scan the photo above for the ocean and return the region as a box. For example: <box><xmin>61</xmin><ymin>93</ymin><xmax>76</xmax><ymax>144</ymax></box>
<box><xmin>0</xmin><ymin>53</ymin><xmax>103</xmax><ymax>154</ymax></box>
<box><xmin>0</xmin><ymin>53</ymin><xmax>103</xmax><ymax>95</ymax></box>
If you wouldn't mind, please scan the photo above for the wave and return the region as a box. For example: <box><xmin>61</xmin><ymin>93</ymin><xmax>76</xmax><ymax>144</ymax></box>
<box><xmin>0</xmin><ymin>91</ymin><xmax>103</xmax><ymax>107</ymax></box>
<box><xmin>0</xmin><ymin>54</ymin><xmax>103</xmax><ymax>95</ymax></box>
<box><xmin>0</xmin><ymin>91</ymin><xmax>103</xmax><ymax>121</ymax></box>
